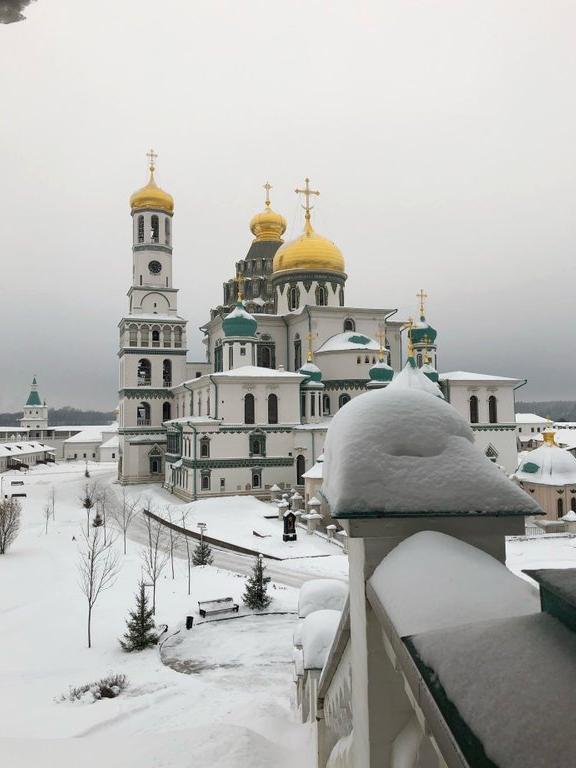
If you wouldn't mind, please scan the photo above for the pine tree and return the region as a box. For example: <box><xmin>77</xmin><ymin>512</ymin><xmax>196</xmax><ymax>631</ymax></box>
<box><xmin>120</xmin><ymin>582</ymin><xmax>157</xmax><ymax>652</ymax></box>
<box><xmin>192</xmin><ymin>539</ymin><xmax>214</xmax><ymax>566</ymax></box>
<box><xmin>242</xmin><ymin>554</ymin><xmax>271</xmax><ymax>610</ymax></box>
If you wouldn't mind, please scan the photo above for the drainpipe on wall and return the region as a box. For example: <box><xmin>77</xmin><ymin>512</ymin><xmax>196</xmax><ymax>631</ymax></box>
<box><xmin>208</xmin><ymin>375</ymin><xmax>219</xmax><ymax>420</ymax></box>
<box><xmin>183</xmin><ymin>381</ymin><xmax>198</xmax><ymax>500</ymax></box>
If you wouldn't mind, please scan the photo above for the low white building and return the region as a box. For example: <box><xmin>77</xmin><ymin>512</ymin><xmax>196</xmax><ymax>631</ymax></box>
<box><xmin>63</xmin><ymin>422</ymin><xmax>119</xmax><ymax>463</ymax></box>
<box><xmin>0</xmin><ymin>441</ymin><xmax>55</xmax><ymax>473</ymax></box>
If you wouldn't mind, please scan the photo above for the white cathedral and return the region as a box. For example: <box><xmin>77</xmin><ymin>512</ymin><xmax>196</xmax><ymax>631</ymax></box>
<box><xmin>118</xmin><ymin>153</ymin><xmax>521</xmax><ymax>498</ymax></box>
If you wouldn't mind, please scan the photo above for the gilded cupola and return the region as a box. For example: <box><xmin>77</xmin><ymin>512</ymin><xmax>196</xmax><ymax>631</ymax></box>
<box><xmin>272</xmin><ymin>178</ymin><xmax>345</xmax><ymax>275</ymax></box>
<box><xmin>130</xmin><ymin>149</ymin><xmax>174</xmax><ymax>214</ymax></box>
<box><xmin>249</xmin><ymin>181</ymin><xmax>287</xmax><ymax>242</ymax></box>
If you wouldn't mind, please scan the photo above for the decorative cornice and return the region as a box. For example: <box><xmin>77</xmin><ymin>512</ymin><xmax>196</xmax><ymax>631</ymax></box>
<box><xmin>118</xmin><ymin>348</ymin><xmax>188</xmax><ymax>357</ymax></box>
<box><xmin>323</xmin><ymin>379</ymin><xmax>368</xmax><ymax>391</ymax></box>
<box><xmin>471</xmin><ymin>424</ymin><xmax>517</xmax><ymax>432</ymax></box>
<box><xmin>119</xmin><ymin>428</ymin><xmax>166</xmax><ymax>436</ymax></box>
<box><xmin>219</xmin><ymin>425</ymin><xmax>294</xmax><ymax>433</ymax></box>
<box><xmin>119</xmin><ymin>388</ymin><xmax>174</xmax><ymax>399</ymax></box>
<box><xmin>133</xmin><ymin>244</ymin><xmax>173</xmax><ymax>254</ymax></box>
<box><xmin>271</xmin><ymin>270</ymin><xmax>346</xmax><ymax>286</ymax></box>
<box><xmin>180</xmin><ymin>456</ymin><xmax>294</xmax><ymax>469</ymax></box>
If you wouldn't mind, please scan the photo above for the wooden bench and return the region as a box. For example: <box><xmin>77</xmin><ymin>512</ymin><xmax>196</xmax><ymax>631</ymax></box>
<box><xmin>198</xmin><ymin>597</ymin><xmax>239</xmax><ymax>618</ymax></box>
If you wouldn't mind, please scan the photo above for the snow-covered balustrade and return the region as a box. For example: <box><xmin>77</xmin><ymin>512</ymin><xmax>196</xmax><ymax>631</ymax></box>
<box><xmin>300</xmin><ymin>610</ymin><xmax>341</xmax><ymax>724</ymax></box>
<box><xmin>310</xmin><ymin>378</ymin><xmax>545</xmax><ymax>768</ymax></box>
<box><xmin>298</xmin><ymin>579</ymin><xmax>348</xmax><ymax>619</ymax></box>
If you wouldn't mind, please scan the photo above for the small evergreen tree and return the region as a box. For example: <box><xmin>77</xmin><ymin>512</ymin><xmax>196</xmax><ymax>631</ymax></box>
<box><xmin>120</xmin><ymin>582</ymin><xmax>157</xmax><ymax>652</ymax></box>
<box><xmin>243</xmin><ymin>554</ymin><xmax>271</xmax><ymax>610</ymax></box>
<box><xmin>192</xmin><ymin>539</ymin><xmax>213</xmax><ymax>566</ymax></box>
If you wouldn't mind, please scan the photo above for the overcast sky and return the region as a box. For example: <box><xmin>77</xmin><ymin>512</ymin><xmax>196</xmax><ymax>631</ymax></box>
<box><xmin>1</xmin><ymin>0</ymin><xmax>575</xmax><ymax>411</ymax></box>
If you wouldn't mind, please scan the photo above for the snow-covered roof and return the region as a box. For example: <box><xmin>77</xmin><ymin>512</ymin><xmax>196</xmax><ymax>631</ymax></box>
<box><xmin>63</xmin><ymin>427</ymin><xmax>103</xmax><ymax>444</ymax></box>
<box><xmin>100</xmin><ymin>435</ymin><xmax>119</xmax><ymax>449</ymax></box>
<box><xmin>0</xmin><ymin>427</ymin><xmax>28</xmax><ymax>433</ymax></box>
<box><xmin>302</xmin><ymin>461</ymin><xmax>323</xmax><ymax>480</ymax></box>
<box><xmin>307</xmin><ymin>496</ymin><xmax>322</xmax><ymax>506</ymax></box>
<box><xmin>322</xmin><ymin>387</ymin><xmax>542</xmax><ymax>518</ymax></box>
<box><xmin>121</xmin><ymin>313</ymin><xmax>186</xmax><ymax>323</ymax></box>
<box><xmin>298</xmin><ymin>579</ymin><xmax>348</xmax><ymax>618</ymax></box>
<box><xmin>516</xmin><ymin>413</ymin><xmax>549</xmax><ymax>424</ymax></box>
<box><xmin>387</xmin><ymin>362</ymin><xmax>443</xmax><ymax>398</ymax></box>
<box><xmin>315</xmin><ymin>332</ymin><xmax>379</xmax><ymax>354</ymax></box>
<box><xmin>301</xmin><ymin>610</ymin><xmax>342</xmax><ymax>670</ymax></box>
<box><xmin>369</xmin><ymin>531</ymin><xmax>539</xmax><ymax>637</ymax></box>
<box><xmin>214</xmin><ymin>366</ymin><xmax>304</xmax><ymax>379</ymax></box>
<box><xmin>440</xmin><ymin>371</ymin><xmax>521</xmax><ymax>384</ymax></box>
<box><xmin>515</xmin><ymin>443</ymin><xmax>576</xmax><ymax>486</ymax></box>
<box><xmin>0</xmin><ymin>441</ymin><xmax>55</xmax><ymax>458</ymax></box>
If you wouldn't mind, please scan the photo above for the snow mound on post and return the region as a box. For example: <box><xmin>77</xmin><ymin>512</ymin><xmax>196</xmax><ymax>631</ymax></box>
<box><xmin>369</xmin><ymin>531</ymin><xmax>539</xmax><ymax>636</ymax></box>
<box><xmin>387</xmin><ymin>361</ymin><xmax>444</xmax><ymax>397</ymax></box>
<box><xmin>322</xmin><ymin>387</ymin><xmax>541</xmax><ymax>517</ymax></box>
<box><xmin>298</xmin><ymin>579</ymin><xmax>348</xmax><ymax>618</ymax></box>
<box><xmin>301</xmin><ymin>609</ymin><xmax>342</xmax><ymax>670</ymax></box>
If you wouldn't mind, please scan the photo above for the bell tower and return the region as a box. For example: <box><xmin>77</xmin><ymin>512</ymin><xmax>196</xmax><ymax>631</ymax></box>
<box><xmin>118</xmin><ymin>151</ymin><xmax>187</xmax><ymax>484</ymax></box>
<box><xmin>20</xmin><ymin>376</ymin><xmax>49</xmax><ymax>435</ymax></box>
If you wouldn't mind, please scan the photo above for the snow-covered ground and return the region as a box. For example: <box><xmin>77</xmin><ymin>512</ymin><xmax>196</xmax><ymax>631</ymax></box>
<box><xmin>507</xmin><ymin>533</ymin><xmax>576</xmax><ymax>576</ymax></box>
<box><xmin>0</xmin><ymin>462</ymin><xmax>316</xmax><ymax>767</ymax></box>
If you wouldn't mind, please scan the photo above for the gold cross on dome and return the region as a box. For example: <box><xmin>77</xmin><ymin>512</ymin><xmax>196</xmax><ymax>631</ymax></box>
<box><xmin>236</xmin><ymin>271</ymin><xmax>245</xmax><ymax>301</ymax></box>
<box><xmin>306</xmin><ymin>331</ymin><xmax>314</xmax><ymax>362</ymax></box>
<box><xmin>263</xmin><ymin>181</ymin><xmax>272</xmax><ymax>208</ymax></box>
<box><xmin>146</xmin><ymin>148</ymin><xmax>158</xmax><ymax>172</ymax></box>
<box><xmin>417</xmin><ymin>289</ymin><xmax>428</xmax><ymax>317</ymax></box>
<box><xmin>376</xmin><ymin>324</ymin><xmax>387</xmax><ymax>361</ymax></box>
<box><xmin>295</xmin><ymin>177</ymin><xmax>320</xmax><ymax>220</ymax></box>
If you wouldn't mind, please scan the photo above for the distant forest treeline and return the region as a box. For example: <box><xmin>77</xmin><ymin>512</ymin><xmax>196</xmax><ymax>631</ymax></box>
<box><xmin>517</xmin><ymin>401</ymin><xmax>576</xmax><ymax>422</ymax></box>
<box><xmin>0</xmin><ymin>407</ymin><xmax>116</xmax><ymax>427</ymax></box>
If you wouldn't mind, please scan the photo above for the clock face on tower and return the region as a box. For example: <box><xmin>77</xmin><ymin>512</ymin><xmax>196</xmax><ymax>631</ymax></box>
<box><xmin>148</xmin><ymin>260</ymin><xmax>162</xmax><ymax>274</ymax></box>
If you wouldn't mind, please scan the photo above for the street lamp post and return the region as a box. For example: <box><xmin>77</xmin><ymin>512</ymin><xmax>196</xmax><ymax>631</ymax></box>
<box><xmin>197</xmin><ymin>521</ymin><xmax>207</xmax><ymax>548</ymax></box>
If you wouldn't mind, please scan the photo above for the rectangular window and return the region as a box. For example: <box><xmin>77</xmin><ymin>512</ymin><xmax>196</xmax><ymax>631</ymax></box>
<box><xmin>220</xmin><ymin>478</ymin><xmax>225</xmax><ymax>490</ymax></box>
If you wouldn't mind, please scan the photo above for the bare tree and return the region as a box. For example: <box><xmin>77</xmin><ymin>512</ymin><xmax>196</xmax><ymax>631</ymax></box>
<box><xmin>49</xmin><ymin>485</ymin><xmax>56</xmax><ymax>520</ymax></box>
<box><xmin>43</xmin><ymin>503</ymin><xmax>51</xmax><ymax>535</ymax></box>
<box><xmin>77</xmin><ymin>528</ymin><xmax>120</xmax><ymax>648</ymax></box>
<box><xmin>110</xmin><ymin>487</ymin><xmax>139</xmax><ymax>555</ymax></box>
<box><xmin>96</xmin><ymin>486</ymin><xmax>110</xmax><ymax>544</ymax></box>
<box><xmin>166</xmin><ymin>507</ymin><xmax>176</xmax><ymax>580</ymax></box>
<box><xmin>79</xmin><ymin>482</ymin><xmax>99</xmax><ymax>536</ymax></box>
<box><xmin>141</xmin><ymin>511</ymin><xmax>168</xmax><ymax>614</ymax></box>
<box><xmin>181</xmin><ymin>511</ymin><xmax>192</xmax><ymax>596</ymax></box>
<box><xmin>0</xmin><ymin>498</ymin><xmax>21</xmax><ymax>554</ymax></box>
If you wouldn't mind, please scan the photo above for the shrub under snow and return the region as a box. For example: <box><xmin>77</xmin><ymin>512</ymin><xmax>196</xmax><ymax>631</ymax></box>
<box><xmin>58</xmin><ymin>673</ymin><xmax>127</xmax><ymax>703</ymax></box>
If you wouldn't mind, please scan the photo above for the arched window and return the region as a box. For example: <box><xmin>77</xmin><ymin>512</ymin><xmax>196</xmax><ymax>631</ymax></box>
<box><xmin>152</xmin><ymin>328</ymin><xmax>160</xmax><ymax>347</ymax></box>
<box><xmin>174</xmin><ymin>326</ymin><xmax>182</xmax><ymax>348</ymax></box>
<box><xmin>244</xmin><ymin>393</ymin><xmax>255</xmax><ymax>425</ymax></box>
<box><xmin>228</xmin><ymin>346</ymin><xmax>234</xmax><ymax>370</ymax></box>
<box><xmin>162</xmin><ymin>402</ymin><xmax>171</xmax><ymax>421</ymax></box>
<box><xmin>300</xmin><ymin>392</ymin><xmax>306</xmax><ymax>418</ymax></box>
<box><xmin>201</xmin><ymin>473</ymin><xmax>210</xmax><ymax>491</ymax></box>
<box><xmin>343</xmin><ymin>318</ymin><xmax>355</xmax><ymax>332</ymax></box>
<box><xmin>571</xmin><ymin>497</ymin><xmax>576</xmax><ymax>512</ymax></box>
<box><xmin>137</xmin><ymin>402</ymin><xmax>150</xmax><ymax>425</ymax></box>
<box><xmin>267</xmin><ymin>394</ymin><xmax>278</xmax><ymax>424</ymax></box>
<box><xmin>128</xmin><ymin>324</ymin><xmax>138</xmax><ymax>347</ymax></box>
<box><xmin>316</xmin><ymin>284</ymin><xmax>327</xmax><ymax>306</ymax></box>
<box><xmin>163</xmin><ymin>327</ymin><xmax>171</xmax><ymax>348</ymax></box>
<box><xmin>163</xmin><ymin>359</ymin><xmax>172</xmax><ymax>387</ymax></box>
<box><xmin>200</xmin><ymin>438</ymin><xmax>210</xmax><ymax>458</ymax></box>
<box><xmin>310</xmin><ymin>394</ymin><xmax>316</xmax><ymax>417</ymax></box>
<box><xmin>364</xmin><ymin>355</ymin><xmax>369</xmax><ymax>364</ymax></box>
<box><xmin>339</xmin><ymin>393</ymin><xmax>351</xmax><ymax>409</ymax></box>
<box><xmin>488</xmin><ymin>396</ymin><xmax>498</xmax><ymax>424</ymax></box>
<box><xmin>258</xmin><ymin>344</ymin><xmax>274</xmax><ymax>369</ymax></box>
<box><xmin>151</xmin><ymin>215</ymin><xmax>159</xmax><ymax>243</ymax></box>
<box><xmin>357</xmin><ymin>356</ymin><xmax>361</xmax><ymax>364</ymax></box>
<box><xmin>558</xmin><ymin>497</ymin><xmax>564</xmax><ymax>519</ymax></box>
<box><xmin>137</xmin><ymin>215</ymin><xmax>145</xmax><ymax>243</ymax></box>
<box><xmin>417</xmin><ymin>353</ymin><xmax>423</xmax><ymax>367</ymax></box>
<box><xmin>165</xmin><ymin>217</ymin><xmax>171</xmax><ymax>245</ymax></box>
<box><xmin>469</xmin><ymin>395</ymin><xmax>479</xmax><ymax>424</ymax></box>
<box><xmin>294</xmin><ymin>336</ymin><xmax>302</xmax><ymax>370</ymax></box>
<box><xmin>140</xmin><ymin>325</ymin><xmax>149</xmax><ymax>346</ymax></box>
<box><xmin>252</xmin><ymin>471</ymin><xmax>261</xmax><ymax>489</ymax></box>
<box><xmin>296</xmin><ymin>454</ymin><xmax>306</xmax><ymax>485</ymax></box>
<box><xmin>322</xmin><ymin>394</ymin><xmax>331</xmax><ymax>415</ymax></box>
<box><xmin>288</xmin><ymin>286</ymin><xmax>299</xmax><ymax>311</ymax></box>
<box><xmin>249</xmin><ymin>432</ymin><xmax>266</xmax><ymax>456</ymax></box>
<box><xmin>137</xmin><ymin>359</ymin><xmax>151</xmax><ymax>386</ymax></box>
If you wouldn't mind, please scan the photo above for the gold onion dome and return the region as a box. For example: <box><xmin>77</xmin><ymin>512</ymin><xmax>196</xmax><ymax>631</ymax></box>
<box><xmin>250</xmin><ymin>181</ymin><xmax>287</xmax><ymax>242</ymax></box>
<box><xmin>272</xmin><ymin>177</ymin><xmax>345</xmax><ymax>274</ymax></box>
<box><xmin>273</xmin><ymin>218</ymin><xmax>345</xmax><ymax>274</ymax></box>
<box><xmin>130</xmin><ymin>150</ymin><xmax>174</xmax><ymax>213</ymax></box>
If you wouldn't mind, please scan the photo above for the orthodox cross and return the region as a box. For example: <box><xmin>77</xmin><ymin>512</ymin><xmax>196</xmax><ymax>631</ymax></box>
<box><xmin>295</xmin><ymin>177</ymin><xmax>320</xmax><ymax>220</ymax></box>
<box><xmin>236</xmin><ymin>271</ymin><xmax>245</xmax><ymax>302</ymax></box>
<box><xmin>417</xmin><ymin>289</ymin><xmax>427</xmax><ymax>318</ymax></box>
<box><xmin>306</xmin><ymin>331</ymin><xmax>314</xmax><ymax>363</ymax></box>
<box><xmin>263</xmin><ymin>181</ymin><xmax>272</xmax><ymax>208</ymax></box>
<box><xmin>146</xmin><ymin>148</ymin><xmax>158</xmax><ymax>172</ymax></box>
<box><xmin>405</xmin><ymin>317</ymin><xmax>415</xmax><ymax>357</ymax></box>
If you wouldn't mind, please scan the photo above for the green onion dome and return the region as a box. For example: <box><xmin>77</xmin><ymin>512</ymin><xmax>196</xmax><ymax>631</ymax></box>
<box><xmin>409</xmin><ymin>315</ymin><xmax>437</xmax><ymax>346</ymax></box>
<box><xmin>369</xmin><ymin>360</ymin><xmax>394</xmax><ymax>383</ymax></box>
<box><xmin>222</xmin><ymin>301</ymin><xmax>257</xmax><ymax>338</ymax></box>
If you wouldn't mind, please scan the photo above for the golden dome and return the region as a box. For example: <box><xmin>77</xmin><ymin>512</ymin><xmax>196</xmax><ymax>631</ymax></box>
<box><xmin>130</xmin><ymin>151</ymin><xmax>174</xmax><ymax>213</ymax></box>
<box><xmin>250</xmin><ymin>206</ymin><xmax>287</xmax><ymax>241</ymax></box>
<box><xmin>273</xmin><ymin>219</ymin><xmax>345</xmax><ymax>274</ymax></box>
